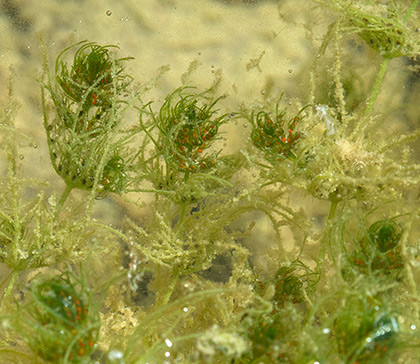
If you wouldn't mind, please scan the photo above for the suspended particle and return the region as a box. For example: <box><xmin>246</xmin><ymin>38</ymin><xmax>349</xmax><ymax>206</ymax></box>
<box><xmin>106</xmin><ymin>10</ymin><xmax>112</xmax><ymax>16</ymax></box>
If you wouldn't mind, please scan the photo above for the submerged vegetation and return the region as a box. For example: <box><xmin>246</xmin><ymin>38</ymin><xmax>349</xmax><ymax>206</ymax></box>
<box><xmin>2</xmin><ymin>0</ymin><xmax>420</xmax><ymax>363</ymax></box>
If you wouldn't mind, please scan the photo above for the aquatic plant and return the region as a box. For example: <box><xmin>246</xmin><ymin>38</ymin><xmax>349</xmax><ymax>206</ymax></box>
<box><xmin>1</xmin><ymin>0</ymin><xmax>420</xmax><ymax>363</ymax></box>
<box><xmin>9</xmin><ymin>270</ymin><xmax>100</xmax><ymax>363</ymax></box>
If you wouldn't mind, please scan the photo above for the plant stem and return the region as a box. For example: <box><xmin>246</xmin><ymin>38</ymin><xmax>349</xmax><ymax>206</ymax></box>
<box><xmin>57</xmin><ymin>184</ymin><xmax>73</xmax><ymax>214</ymax></box>
<box><xmin>317</xmin><ymin>200</ymin><xmax>339</xmax><ymax>274</ymax></box>
<box><xmin>401</xmin><ymin>219</ymin><xmax>419</xmax><ymax>320</ymax></box>
<box><xmin>3</xmin><ymin>270</ymin><xmax>18</xmax><ymax>298</ymax></box>
<box><xmin>327</xmin><ymin>199</ymin><xmax>338</xmax><ymax>221</ymax></box>
<box><xmin>404</xmin><ymin>0</ymin><xmax>420</xmax><ymax>23</ymax></box>
<box><xmin>365</xmin><ymin>57</ymin><xmax>390</xmax><ymax>117</ymax></box>
<box><xmin>161</xmin><ymin>269</ymin><xmax>179</xmax><ymax>306</ymax></box>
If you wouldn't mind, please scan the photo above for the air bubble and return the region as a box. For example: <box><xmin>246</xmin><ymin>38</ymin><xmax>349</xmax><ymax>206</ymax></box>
<box><xmin>108</xmin><ymin>349</ymin><xmax>124</xmax><ymax>361</ymax></box>
<box><xmin>411</xmin><ymin>324</ymin><xmax>417</xmax><ymax>330</ymax></box>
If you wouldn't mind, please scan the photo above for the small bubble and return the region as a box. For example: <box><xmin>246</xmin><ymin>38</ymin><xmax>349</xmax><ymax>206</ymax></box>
<box><xmin>165</xmin><ymin>338</ymin><xmax>173</xmax><ymax>347</ymax></box>
<box><xmin>183</xmin><ymin>307</ymin><xmax>188</xmax><ymax>312</ymax></box>
<box><xmin>322</xmin><ymin>328</ymin><xmax>330</xmax><ymax>334</ymax></box>
<box><xmin>411</xmin><ymin>324</ymin><xmax>417</xmax><ymax>330</ymax></box>
<box><xmin>108</xmin><ymin>350</ymin><xmax>124</xmax><ymax>360</ymax></box>
<box><xmin>165</xmin><ymin>351</ymin><xmax>171</xmax><ymax>357</ymax></box>
<box><xmin>19</xmin><ymin>154</ymin><xmax>24</xmax><ymax>160</ymax></box>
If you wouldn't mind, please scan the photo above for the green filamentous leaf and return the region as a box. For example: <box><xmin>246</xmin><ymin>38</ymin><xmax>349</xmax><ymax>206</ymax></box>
<box><xmin>346</xmin><ymin>218</ymin><xmax>404</xmax><ymax>280</ymax></box>
<box><xmin>156</xmin><ymin>87</ymin><xmax>226</xmax><ymax>177</ymax></box>
<box><xmin>249</xmin><ymin>104</ymin><xmax>308</xmax><ymax>162</ymax></box>
<box><xmin>346</xmin><ymin>7</ymin><xmax>406</xmax><ymax>58</ymax></box>
<box><xmin>334</xmin><ymin>295</ymin><xmax>398</xmax><ymax>363</ymax></box>
<box><xmin>42</xmin><ymin>41</ymin><xmax>133</xmax><ymax>196</ymax></box>
<box><xmin>320</xmin><ymin>0</ymin><xmax>414</xmax><ymax>59</ymax></box>
<box><xmin>56</xmin><ymin>41</ymin><xmax>133</xmax><ymax>112</ymax></box>
<box><xmin>17</xmin><ymin>270</ymin><xmax>100</xmax><ymax>363</ymax></box>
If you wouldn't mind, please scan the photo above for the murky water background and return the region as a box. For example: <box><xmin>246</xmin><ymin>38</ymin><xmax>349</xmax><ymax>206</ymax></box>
<box><xmin>0</xmin><ymin>0</ymin><xmax>314</xmax><ymax>222</ymax></box>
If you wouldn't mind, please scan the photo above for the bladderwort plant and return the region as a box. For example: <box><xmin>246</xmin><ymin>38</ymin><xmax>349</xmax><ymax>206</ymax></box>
<box><xmin>12</xmin><ymin>269</ymin><xmax>100</xmax><ymax>364</ymax></box>
<box><xmin>42</xmin><ymin>41</ymin><xmax>134</xmax><ymax>209</ymax></box>
<box><xmin>2</xmin><ymin>0</ymin><xmax>420</xmax><ymax>363</ymax></box>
